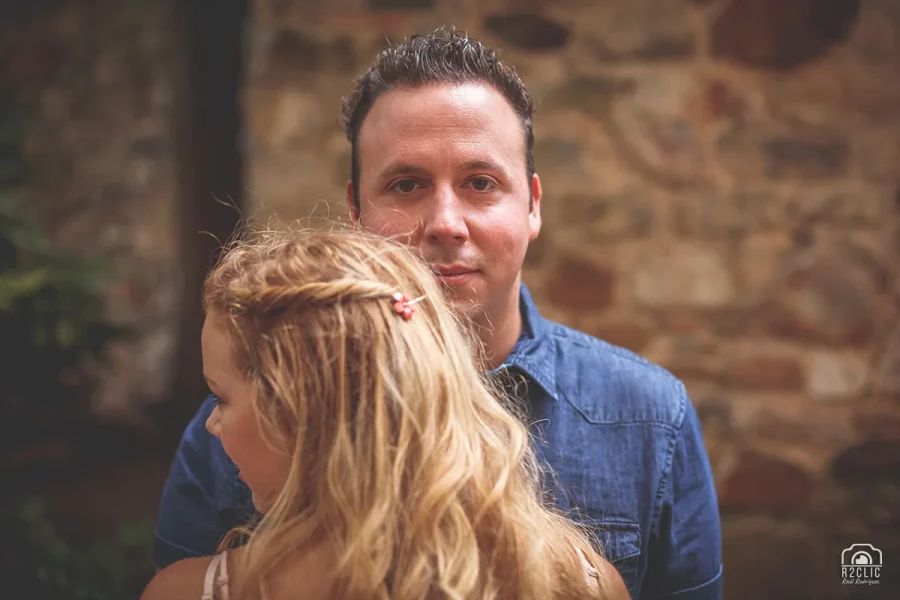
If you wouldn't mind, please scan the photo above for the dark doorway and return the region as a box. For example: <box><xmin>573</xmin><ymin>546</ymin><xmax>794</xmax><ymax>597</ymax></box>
<box><xmin>165</xmin><ymin>0</ymin><xmax>249</xmax><ymax>437</ymax></box>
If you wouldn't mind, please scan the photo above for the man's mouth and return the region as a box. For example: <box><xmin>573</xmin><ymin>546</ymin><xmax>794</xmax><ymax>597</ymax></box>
<box><xmin>431</xmin><ymin>264</ymin><xmax>478</xmax><ymax>286</ymax></box>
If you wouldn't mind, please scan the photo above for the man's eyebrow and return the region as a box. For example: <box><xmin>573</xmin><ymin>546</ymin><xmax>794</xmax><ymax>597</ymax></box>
<box><xmin>459</xmin><ymin>159</ymin><xmax>508</xmax><ymax>175</ymax></box>
<box><xmin>377</xmin><ymin>162</ymin><xmax>432</xmax><ymax>180</ymax></box>
<box><xmin>377</xmin><ymin>159</ymin><xmax>510</xmax><ymax>179</ymax></box>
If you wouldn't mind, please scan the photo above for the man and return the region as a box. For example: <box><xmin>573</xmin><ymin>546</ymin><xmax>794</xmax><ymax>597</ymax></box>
<box><xmin>154</xmin><ymin>30</ymin><xmax>723</xmax><ymax>600</ymax></box>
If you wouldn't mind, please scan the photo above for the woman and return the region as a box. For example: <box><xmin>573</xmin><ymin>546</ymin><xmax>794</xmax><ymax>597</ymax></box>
<box><xmin>142</xmin><ymin>229</ymin><xmax>629</xmax><ymax>600</ymax></box>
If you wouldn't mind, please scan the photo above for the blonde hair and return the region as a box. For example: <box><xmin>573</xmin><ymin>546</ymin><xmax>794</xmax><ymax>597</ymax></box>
<box><xmin>203</xmin><ymin>227</ymin><xmax>615</xmax><ymax>599</ymax></box>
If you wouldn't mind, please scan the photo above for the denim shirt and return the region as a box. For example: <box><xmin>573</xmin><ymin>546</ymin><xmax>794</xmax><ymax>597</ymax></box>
<box><xmin>154</xmin><ymin>285</ymin><xmax>723</xmax><ymax>599</ymax></box>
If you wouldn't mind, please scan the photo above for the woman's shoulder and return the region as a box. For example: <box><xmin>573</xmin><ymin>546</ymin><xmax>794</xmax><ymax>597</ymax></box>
<box><xmin>576</xmin><ymin>546</ymin><xmax>631</xmax><ymax>599</ymax></box>
<box><xmin>140</xmin><ymin>555</ymin><xmax>218</xmax><ymax>600</ymax></box>
<box><xmin>595</xmin><ymin>557</ymin><xmax>631</xmax><ymax>600</ymax></box>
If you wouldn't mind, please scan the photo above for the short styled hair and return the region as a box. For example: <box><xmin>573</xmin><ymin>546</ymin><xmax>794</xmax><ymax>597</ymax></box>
<box><xmin>341</xmin><ymin>28</ymin><xmax>536</xmax><ymax>211</ymax></box>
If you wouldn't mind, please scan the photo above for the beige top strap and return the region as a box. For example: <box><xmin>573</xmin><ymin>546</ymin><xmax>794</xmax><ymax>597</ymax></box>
<box><xmin>201</xmin><ymin>552</ymin><xmax>231</xmax><ymax>600</ymax></box>
<box><xmin>578</xmin><ymin>548</ymin><xmax>601</xmax><ymax>586</ymax></box>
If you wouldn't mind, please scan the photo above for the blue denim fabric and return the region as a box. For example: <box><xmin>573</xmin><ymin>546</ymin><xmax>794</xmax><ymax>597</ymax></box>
<box><xmin>154</xmin><ymin>284</ymin><xmax>723</xmax><ymax>599</ymax></box>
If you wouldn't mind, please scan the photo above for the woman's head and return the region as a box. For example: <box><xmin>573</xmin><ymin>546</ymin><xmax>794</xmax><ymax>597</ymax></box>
<box><xmin>201</xmin><ymin>227</ymin><xmax>614</xmax><ymax>599</ymax></box>
<box><xmin>202</xmin><ymin>228</ymin><xmax>486</xmax><ymax>513</ymax></box>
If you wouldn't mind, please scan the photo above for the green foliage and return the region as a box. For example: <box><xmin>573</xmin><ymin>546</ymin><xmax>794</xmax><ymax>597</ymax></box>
<box><xmin>0</xmin><ymin>103</ymin><xmax>143</xmax><ymax>600</ymax></box>
<box><xmin>2</xmin><ymin>497</ymin><xmax>155</xmax><ymax>600</ymax></box>
<box><xmin>0</xmin><ymin>114</ymin><xmax>127</xmax><ymax>451</ymax></box>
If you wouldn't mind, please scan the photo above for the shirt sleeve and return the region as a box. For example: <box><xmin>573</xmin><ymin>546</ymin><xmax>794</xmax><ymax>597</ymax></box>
<box><xmin>153</xmin><ymin>395</ymin><xmax>248</xmax><ymax>569</ymax></box>
<box><xmin>641</xmin><ymin>388</ymin><xmax>724</xmax><ymax>600</ymax></box>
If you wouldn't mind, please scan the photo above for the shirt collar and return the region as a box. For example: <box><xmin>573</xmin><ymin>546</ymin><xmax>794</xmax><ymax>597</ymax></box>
<box><xmin>487</xmin><ymin>283</ymin><xmax>560</xmax><ymax>402</ymax></box>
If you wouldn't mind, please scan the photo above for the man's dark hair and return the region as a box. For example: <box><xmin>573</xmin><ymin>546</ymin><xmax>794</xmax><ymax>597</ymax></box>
<box><xmin>341</xmin><ymin>28</ymin><xmax>535</xmax><ymax>213</ymax></box>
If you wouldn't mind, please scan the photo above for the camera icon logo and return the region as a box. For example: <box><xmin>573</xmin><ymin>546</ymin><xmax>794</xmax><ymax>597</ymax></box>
<box><xmin>841</xmin><ymin>544</ymin><xmax>882</xmax><ymax>585</ymax></box>
<box><xmin>842</xmin><ymin>543</ymin><xmax>882</xmax><ymax>567</ymax></box>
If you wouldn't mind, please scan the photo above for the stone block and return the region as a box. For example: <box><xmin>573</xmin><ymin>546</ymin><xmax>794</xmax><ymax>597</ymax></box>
<box><xmin>248</xmin><ymin>90</ymin><xmax>324</xmax><ymax>154</ymax></box>
<box><xmin>533</xmin><ymin>136</ymin><xmax>584</xmax><ymax>173</ymax></box>
<box><xmin>651</xmin><ymin>336</ymin><xmax>723</xmax><ymax>383</ymax></box>
<box><xmin>584</xmin><ymin>316</ymin><xmax>654</xmax><ymax>353</ymax></box>
<box><xmin>854</xmin><ymin>129</ymin><xmax>900</xmax><ymax>182</ymax></box>
<box><xmin>631</xmin><ymin>242</ymin><xmax>735</xmax><ymax>308</ymax></box>
<box><xmin>717</xmin><ymin>130</ymin><xmax>852</xmax><ymax>183</ymax></box>
<box><xmin>607</xmin><ymin>72</ymin><xmax>709</xmax><ymax>188</ymax></box>
<box><xmin>756</xmin><ymin>243</ymin><xmax>889</xmax><ymax>348</ymax></box>
<box><xmin>265</xmin><ymin>29</ymin><xmax>326</xmax><ymax>76</ymax></box>
<box><xmin>737</xmin><ymin>232</ymin><xmax>795</xmax><ymax>297</ymax></box>
<box><xmin>872</xmin><ymin>326</ymin><xmax>900</xmax><ymax>395</ymax></box>
<box><xmin>559</xmin><ymin>190</ymin><xmax>654</xmax><ymax>242</ymax></box>
<box><xmin>674</xmin><ymin>190</ymin><xmax>782</xmax><ymax>240</ymax></box>
<box><xmin>721</xmin><ymin>450</ymin><xmax>815</xmax><ymax>513</ymax></box>
<box><xmin>541</xmin><ymin>76</ymin><xmax>635</xmax><ymax>117</ymax></box>
<box><xmin>577</xmin><ymin>1</ymin><xmax>696</xmax><ymax>62</ymax></box>
<box><xmin>764</xmin><ymin>137</ymin><xmax>850</xmax><ymax>179</ymax></box>
<box><xmin>693</xmin><ymin>78</ymin><xmax>749</xmax><ymax>125</ymax></box>
<box><xmin>368</xmin><ymin>0</ymin><xmax>435</xmax><ymax>9</ymax></box>
<box><xmin>855</xmin><ymin>407</ymin><xmax>900</xmax><ymax>443</ymax></box>
<box><xmin>747</xmin><ymin>402</ymin><xmax>856</xmax><ymax>449</ymax></box>
<box><xmin>546</xmin><ymin>255</ymin><xmax>615</xmax><ymax>311</ymax></box>
<box><xmin>784</xmin><ymin>186</ymin><xmax>893</xmax><ymax>228</ymax></box>
<box><xmin>724</xmin><ymin>354</ymin><xmax>807</xmax><ymax>391</ymax></box>
<box><xmin>805</xmin><ymin>352</ymin><xmax>869</xmax><ymax>402</ymax></box>
<box><xmin>711</xmin><ymin>0</ymin><xmax>860</xmax><ymax>71</ymax></box>
<box><xmin>832</xmin><ymin>440</ymin><xmax>900</xmax><ymax>486</ymax></box>
<box><xmin>483</xmin><ymin>13</ymin><xmax>570</xmax><ymax>51</ymax></box>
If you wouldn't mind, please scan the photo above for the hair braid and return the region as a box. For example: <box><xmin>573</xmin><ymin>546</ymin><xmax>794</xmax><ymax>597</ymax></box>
<box><xmin>229</xmin><ymin>278</ymin><xmax>399</xmax><ymax>316</ymax></box>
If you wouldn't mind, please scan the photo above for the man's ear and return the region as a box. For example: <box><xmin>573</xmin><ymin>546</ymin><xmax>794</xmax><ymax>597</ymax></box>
<box><xmin>346</xmin><ymin>180</ymin><xmax>360</xmax><ymax>224</ymax></box>
<box><xmin>528</xmin><ymin>173</ymin><xmax>542</xmax><ymax>242</ymax></box>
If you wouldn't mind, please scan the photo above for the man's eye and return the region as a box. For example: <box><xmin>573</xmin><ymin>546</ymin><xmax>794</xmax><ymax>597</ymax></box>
<box><xmin>392</xmin><ymin>179</ymin><xmax>419</xmax><ymax>193</ymax></box>
<box><xmin>470</xmin><ymin>177</ymin><xmax>495</xmax><ymax>191</ymax></box>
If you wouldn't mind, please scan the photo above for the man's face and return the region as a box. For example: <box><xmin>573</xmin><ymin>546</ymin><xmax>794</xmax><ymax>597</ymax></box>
<box><xmin>349</xmin><ymin>82</ymin><xmax>542</xmax><ymax>323</ymax></box>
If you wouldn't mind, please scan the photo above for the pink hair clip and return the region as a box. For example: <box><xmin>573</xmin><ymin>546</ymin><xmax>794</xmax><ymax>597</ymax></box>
<box><xmin>391</xmin><ymin>292</ymin><xmax>425</xmax><ymax>321</ymax></box>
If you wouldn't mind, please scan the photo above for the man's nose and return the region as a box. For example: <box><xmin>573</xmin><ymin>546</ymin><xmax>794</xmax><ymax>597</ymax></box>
<box><xmin>421</xmin><ymin>184</ymin><xmax>469</xmax><ymax>246</ymax></box>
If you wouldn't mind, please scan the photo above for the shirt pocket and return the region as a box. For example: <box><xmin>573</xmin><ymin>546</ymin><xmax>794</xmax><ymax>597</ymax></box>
<box><xmin>585</xmin><ymin>520</ymin><xmax>642</xmax><ymax>596</ymax></box>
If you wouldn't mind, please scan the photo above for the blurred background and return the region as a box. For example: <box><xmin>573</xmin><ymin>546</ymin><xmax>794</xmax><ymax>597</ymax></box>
<box><xmin>1</xmin><ymin>0</ymin><xmax>898</xmax><ymax>598</ymax></box>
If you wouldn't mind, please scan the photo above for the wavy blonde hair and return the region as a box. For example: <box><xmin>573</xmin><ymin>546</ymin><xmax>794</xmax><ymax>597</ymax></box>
<box><xmin>203</xmin><ymin>227</ymin><xmax>615</xmax><ymax>600</ymax></box>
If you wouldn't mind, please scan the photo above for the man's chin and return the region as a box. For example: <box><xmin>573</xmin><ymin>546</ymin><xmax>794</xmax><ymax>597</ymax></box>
<box><xmin>439</xmin><ymin>279</ymin><xmax>477</xmax><ymax>300</ymax></box>
<box><xmin>443</xmin><ymin>284</ymin><xmax>489</xmax><ymax>319</ymax></box>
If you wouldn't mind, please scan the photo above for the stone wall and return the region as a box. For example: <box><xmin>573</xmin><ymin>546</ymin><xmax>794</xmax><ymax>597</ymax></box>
<box><xmin>245</xmin><ymin>0</ymin><xmax>900</xmax><ymax>598</ymax></box>
<box><xmin>5</xmin><ymin>0</ymin><xmax>182</xmax><ymax>418</ymax></box>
